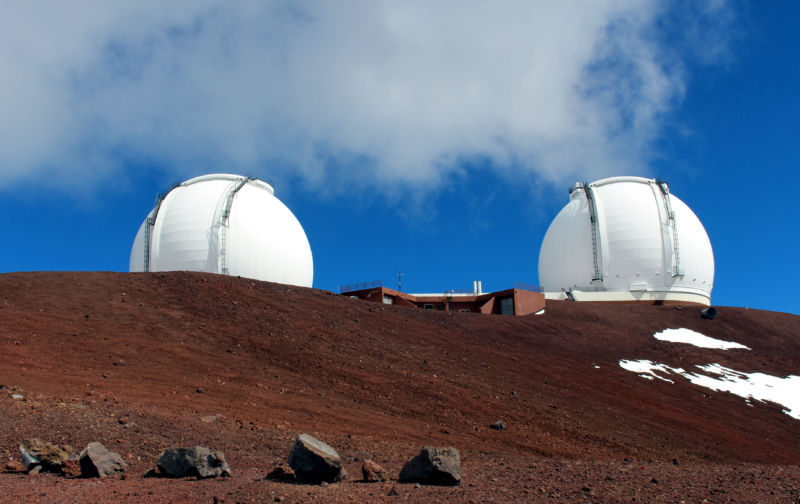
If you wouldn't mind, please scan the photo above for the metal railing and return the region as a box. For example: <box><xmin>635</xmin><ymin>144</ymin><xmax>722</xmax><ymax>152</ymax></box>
<box><xmin>339</xmin><ymin>280</ymin><xmax>382</xmax><ymax>293</ymax></box>
<box><xmin>513</xmin><ymin>282</ymin><xmax>542</xmax><ymax>292</ymax></box>
<box><xmin>444</xmin><ymin>289</ymin><xmax>475</xmax><ymax>295</ymax></box>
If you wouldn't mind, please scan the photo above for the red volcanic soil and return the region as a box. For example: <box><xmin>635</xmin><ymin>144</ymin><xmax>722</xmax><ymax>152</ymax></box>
<box><xmin>1</xmin><ymin>271</ymin><xmax>799</xmax><ymax>503</ymax></box>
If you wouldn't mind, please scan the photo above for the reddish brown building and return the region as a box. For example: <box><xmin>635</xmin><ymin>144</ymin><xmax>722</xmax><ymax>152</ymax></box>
<box><xmin>341</xmin><ymin>283</ymin><xmax>545</xmax><ymax>316</ymax></box>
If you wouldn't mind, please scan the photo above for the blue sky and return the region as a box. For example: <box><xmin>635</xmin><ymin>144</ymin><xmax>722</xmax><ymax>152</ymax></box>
<box><xmin>1</xmin><ymin>1</ymin><xmax>798</xmax><ymax>315</ymax></box>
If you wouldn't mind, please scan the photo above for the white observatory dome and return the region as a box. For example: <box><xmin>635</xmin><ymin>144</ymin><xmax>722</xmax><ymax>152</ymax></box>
<box><xmin>538</xmin><ymin>176</ymin><xmax>713</xmax><ymax>305</ymax></box>
<box><xmin>130</xmin><ymin>174</ymin><xmax>313</xmax><ymax>287</ymax></box>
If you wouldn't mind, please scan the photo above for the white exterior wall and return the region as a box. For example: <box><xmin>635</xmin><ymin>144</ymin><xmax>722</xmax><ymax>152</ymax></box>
<box><xmin>130</xmin><ymin>174</ymin><xmax>313</xmax><ymax>287</ymax></box>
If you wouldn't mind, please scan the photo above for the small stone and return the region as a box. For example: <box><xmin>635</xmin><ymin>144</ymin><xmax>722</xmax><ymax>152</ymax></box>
<box><xmin>62</xmin><ymin>459</ymin><xmax>82</xmax><ymax>478</ymax></box>
<box><xmin>113</xmin><ymin>360</ymin><xmax>126</xmax><ymax>367</ymax></box>
<box><xmin>4</xmin><ymin>460</ymin><xmax>26</xmax><ymax>473</ymax></box>
<box><xmin>200</xmin><ymin>415</ymin><xmax>217</xmax><ymax>424</ymax></box>
<box><xmin>490</xmin><ymin>420</ymin><xmax>507</xmax><ymax>431</ymax></box>
<box><xmin>196</xmin><ymin>388</ymin><xmax>205</xmax><ymax>394</ymax></box>
<box><xmin>265</xmin><ymin>464</ymin><xmax>296</xmax><ymax>483</ymax></box>
<box><xmin>28</xmin><ymin>465</ymin><xmax>42</xmax><ymax>475</ymax></box>
<box><xmin>361</xmin><ymin>459</ymin><xmax>387</xmax><ymax>482</ymax></box>
<box><xmin>12</xmin><ymin>394</ymin><xmax>24</xmax><ymax>400</ymax></box>
<box><xmin>672</xmin><ymin>458</ymin><xmax>679</xmax><ymax>466</ymax></box>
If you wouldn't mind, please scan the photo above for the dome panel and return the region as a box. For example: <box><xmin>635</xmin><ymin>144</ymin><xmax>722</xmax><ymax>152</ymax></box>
<box><xmin>538</xmin><ymin>197</ymin><xmax>595</xmax><ymax>290</ymax></box>
<box><xmin>596</xmin><ymin>181</ymin><xmax>664</xmax><ymax>290</ymax></box>
<box><xmin>226</xmin><ymin>183</ymin><xmax>313</xmax><ymax>286</ymax></box>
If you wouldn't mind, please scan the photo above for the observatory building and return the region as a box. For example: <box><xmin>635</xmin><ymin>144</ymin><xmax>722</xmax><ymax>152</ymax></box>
<box><xmin>130</xmin><ymin>174</ymin><xmax>313</xmax><ymax>287</ymax></box>
<box><xmin>539</xmin><ymin>176</ymin><xmax>714</xmax><ymax>305</ymax></box>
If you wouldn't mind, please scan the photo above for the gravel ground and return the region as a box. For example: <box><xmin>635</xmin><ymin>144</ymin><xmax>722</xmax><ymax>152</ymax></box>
<box><xmin>1</xmin><ymin>271</ymin><xmax>798</xmax><ymax>503</ymax></box>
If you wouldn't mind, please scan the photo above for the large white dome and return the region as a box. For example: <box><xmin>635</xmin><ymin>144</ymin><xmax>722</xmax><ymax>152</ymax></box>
<box><xmin>130</xmin><ymin>174</ymin><xmax>313</xmax><ymax>287</ymax></box>
<box><xmin>538</xmin><ymin>176</ymin><xmax>714</xmax><ymax>305</ymax></box>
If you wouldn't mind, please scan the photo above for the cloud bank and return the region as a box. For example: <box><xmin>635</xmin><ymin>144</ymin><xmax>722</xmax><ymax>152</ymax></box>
<box><xmin>0</xmin><ymin>1</ymin><xmax>736</xmax><ymax>193</ymax></box>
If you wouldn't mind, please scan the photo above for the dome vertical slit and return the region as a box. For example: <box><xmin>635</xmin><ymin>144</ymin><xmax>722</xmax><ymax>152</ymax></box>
<box><xmin>583</xmin><ymin>183</ymin><xmax>603</xmax><ymax>282</ymax></box>
<box><xmin>143</xmin><ymin>193</ymin><xmax>166</xmax><ymax>272</ymax></box>
<box><xmin>657</xmin><ymin>181</ymin><xmax>683</xmax><ymax>278</ymax></box>
<box><xmin>218</xmin><ymin>177</ymin><xmax>251</xmax><ymax>276</ymax></box>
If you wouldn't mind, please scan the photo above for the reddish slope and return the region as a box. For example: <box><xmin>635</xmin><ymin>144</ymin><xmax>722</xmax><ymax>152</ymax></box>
<box><xmin>1</xmin><ymin>271</ymin><xmax>798</xmax><ymax>502</ymax></box>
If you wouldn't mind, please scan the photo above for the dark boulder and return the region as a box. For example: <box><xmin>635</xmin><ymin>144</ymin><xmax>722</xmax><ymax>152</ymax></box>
<box><xmin>157</xmin><ymin>446</ymin><xmax>231</xmax><ymax>479</ymax></box>
<box><xmin>398</xmin><ymin>446</ymin><xmax>461</xmax><ymax>486</ymax></box>
<box><xmin>288</xmin><ymin>433</ymin><xmax>346</xmax><ymax>484</ymax></box>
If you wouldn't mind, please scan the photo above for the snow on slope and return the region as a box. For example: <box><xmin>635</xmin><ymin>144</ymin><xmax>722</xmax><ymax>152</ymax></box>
<box><xmin>619</xmin><ymin>359</ymin><xmax>800</xmax><ymax>420</ymax></box>
<box><xmin>653</xmin><ymin>328</ymin><xmax>750</xmax><ymax>350</ymax></box>
<box><xmin>619</xmin><ymin>328</ymin><xmax>800</xmax><ymax>420</ymax></box>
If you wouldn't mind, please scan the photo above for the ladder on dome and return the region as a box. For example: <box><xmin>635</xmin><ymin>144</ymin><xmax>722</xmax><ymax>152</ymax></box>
<box><xmin>582</xmin><ymin>183</ymin><xmax>603</xmax><ymax>282</ymax></box>
<box><xmin>219</xmin><ymin>177</ymin><xmax>252</xmax><ymax>275</ymax></box>
<box><xmin>656</xmin><ymin>180</ymin><xmax>683</xmax><ymax>278</ymax></box>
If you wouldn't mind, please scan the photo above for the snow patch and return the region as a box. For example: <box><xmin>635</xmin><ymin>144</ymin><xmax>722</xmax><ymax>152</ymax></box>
<box><xmin>653</xmin><ymin>328</ymin><xmax>750</xmax><ymax>350</ymax></box>
<box><xmin>619</xmin><ymin>359</ymin><xmax>680</xmax><ymax>383</ymax></box>
<box><xmin>618</xmin><ymin>359</ymin><xmax>800</xmax><ymax>420</ymax></box>
<box><xmin>683</xmin><ymin>364</ymin><xmax>800</xmax><ymax>420</ymax></box>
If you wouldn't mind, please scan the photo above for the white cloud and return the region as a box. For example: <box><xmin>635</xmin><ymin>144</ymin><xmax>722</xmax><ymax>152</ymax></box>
<box><xmin>0</xmin><ymin>1</ymin><xmax>737</xmax><ymax>193</ymax></box>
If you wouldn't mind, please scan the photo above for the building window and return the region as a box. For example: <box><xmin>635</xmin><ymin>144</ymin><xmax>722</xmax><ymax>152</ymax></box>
<box><xmin>459</xmin><ymin>309</ymin><xmax>471</xmax><ymax>313</ymax></box>
<box><xmin>383</xmin><ymin>295</ymin><xmax>393</xmax><ymax>305</ymax></box>
<box><xmin>423</xmin><ymin>304</ymin><xmax>434</xmax><ymax>310</ymax></box>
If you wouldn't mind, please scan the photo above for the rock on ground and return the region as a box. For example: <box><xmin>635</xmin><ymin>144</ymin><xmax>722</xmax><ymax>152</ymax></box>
<box><xmin>3</xmin><ymin>460</ymin><xmax>26</xmax><ymax>473</ymax></box>
<box><xmin>361</xmin><ymin>459</ymin><xmax>387</xmax><ymax>482</ymax></box>
<box><xmin>288</xmin><ymin>433</ymin><xmax>346</xmax><ymax>484</ymax></box>
<box><xmin>156</xmin><ymin>446</ymin><xmax>231</xmax><ymax>479</ymax></box>
<box><xmin>490</xmin><ymin>419</ymin><xmax>507</xmax><ymax>430</ymax></box>
<box><xmin>79</xmin><ymin>442</ymin><xmax>127</xmax><ymax>478</ymax></box>
<box><xmin>19</xmin><ymin>438</ymin><xmax>75</xmax><ymax>473</ymax></box>
<box><xmin>62</xmin><ymin>459</ymin><xmax>82</xmax><ymax>478</ymax></box>
<box><xmin>265</xmin><ymin>464</ymin><xmax>297</xmax><ymax>482</ymax></box>
<box><xmin>398</xmin><ymin>446</ymin><xmax>461</xmax><ymax>486</ymax></box>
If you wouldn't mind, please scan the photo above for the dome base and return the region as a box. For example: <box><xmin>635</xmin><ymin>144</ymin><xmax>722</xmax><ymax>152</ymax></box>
<box><xmin>544</xmin><ymin>290</ymin><xmax>711</xmax><ymax>306</ymax></box>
